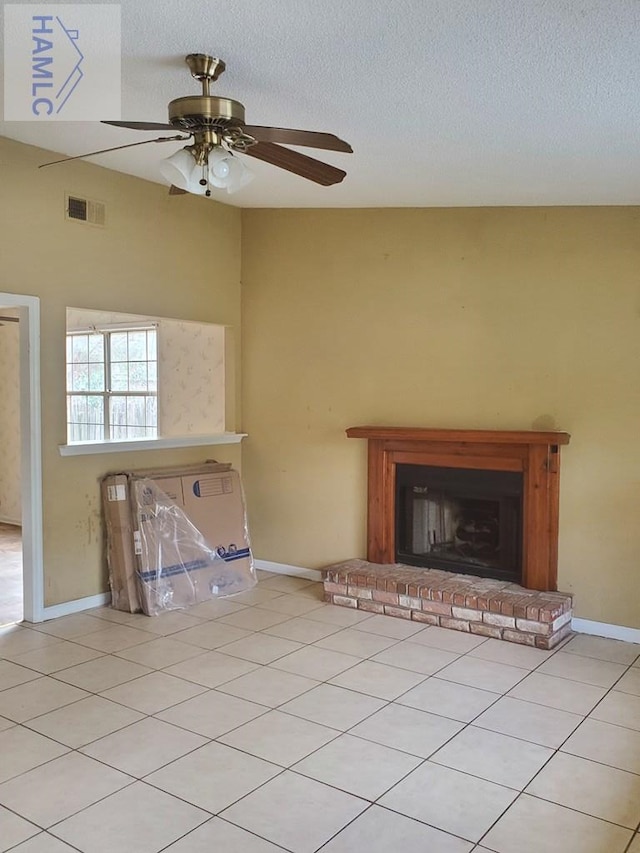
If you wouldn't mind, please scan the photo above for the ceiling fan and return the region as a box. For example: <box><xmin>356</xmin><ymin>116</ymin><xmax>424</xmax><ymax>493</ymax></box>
<box><xmin>40</xmin><ymin>53</ymin><xmax>353</xmax><ymax>196</ymax></box>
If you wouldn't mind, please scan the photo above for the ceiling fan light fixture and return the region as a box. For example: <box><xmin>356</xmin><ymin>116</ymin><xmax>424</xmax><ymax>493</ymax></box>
<box><xmin>159</xmin><ymin>147</ymin><xmax>203</xmax><ymax>192</ymax></box>
<box><xmin>207</xmin><ymin>148</ymin><xmax>254</xmax><ymax>194</ymax></box>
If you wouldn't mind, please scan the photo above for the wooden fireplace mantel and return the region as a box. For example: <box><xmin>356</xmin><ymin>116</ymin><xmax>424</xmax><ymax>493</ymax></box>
<box><xmin>346</xmin><ymin>426</ymin><xmax>571</xmax><ymax>592</ymax></box>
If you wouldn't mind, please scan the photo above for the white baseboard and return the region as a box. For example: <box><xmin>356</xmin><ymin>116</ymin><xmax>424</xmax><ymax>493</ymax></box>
<box><xmin>572</xmin><ymin>617</ymin><xmax>640</xmax><ymax>645</ymax></box>
<box><xmin>254</xmin><ymin>559</ymin><xmax>323</xmax><ymax>582</ymax></box>
<box><xmin>34</xmin><ymin>592</ymin><xmax>111</xmax><ymax>623</ymax></box>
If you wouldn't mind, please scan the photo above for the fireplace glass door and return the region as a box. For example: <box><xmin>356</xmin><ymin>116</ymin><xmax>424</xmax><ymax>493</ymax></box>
<box><xmin>395</xmin><ymin>464</ymin><xmax>523</xmax><ymax>583</ymax></box>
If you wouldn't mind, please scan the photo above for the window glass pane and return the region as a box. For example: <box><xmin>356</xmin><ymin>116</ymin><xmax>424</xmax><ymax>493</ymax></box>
<box><xmin>109</xmin><ymin>396</ymin><xmax>127</xmax><ymax>438</ymax></box>
<box><xmin>66</xmin><ymin>336</ymin><xmax>73</xmax><ymax>363</ymax></box>
<box><xmin>127</xmin><ymin>332</ymin><xmax>147</xmax><ymax>361</ymax></box>
<box><xmin>71</xmin><ymin>335</ymin><xmax>88</xmax><ymax>363</ymax></box>
<box><xmin>147</xmin><ymin>362</ymin><xmax>157</xmax><ymax>392</ymax></box>
<box><xmin>66</xmin><ymin>365</ymin><xmax>73</xmax><ymax>392</ymax></box>
<box><xmin>72</xmin><ymin>364</ymin><xmax>89</xmax><ymax>392</ymax></box>
<box><xmin>147</xmin><ymin>331</ymin><xmax>157</xmax><ymax>361</ymax></box>
<box><xmin>146</xmin><ymin>396</ymin><xmax>157</xmax><ymax>428</ymax></box>
<box><xmin>86</xmin><ymin>395</ymin><xmax>104</xmax><ymax>425</ymax></box>
<box><xmin>127</xmin><ymin>396</ymin><xmax>146</xmax><ymax>427</ymax></box>
<box><xmin>110</xmin><ymin>332</ymin><xmax>128</xmax><ymax>361</ymax></box>
<box><xmin>88</xmin><ymin>335</ymin><xmax>104</xmax><ymax>362</ymax></box>
<box><xmin>88</xmin><ymin>363</ymin><xmax>105</xmax><ymax>392</ymax></box>
<box><xmin>110</xmin><ymin>362</ymin><xmax>128</xmax><ymax>392</ymax></box>
<box><xmin>128</xmin><ymin>361</ymin><xmax>148</xmax><ymax>391</ymax></box>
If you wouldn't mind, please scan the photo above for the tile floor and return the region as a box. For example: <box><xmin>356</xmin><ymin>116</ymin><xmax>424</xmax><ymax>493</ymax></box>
<box><xmin>0</xmin><ymin>524</ymin><xmax>22</xmax><ymax>628</ymax></box>
<box><xmin>0</xmin><ymin>570</ymin><xmax>639</xmax><ymax>852</ymax></box>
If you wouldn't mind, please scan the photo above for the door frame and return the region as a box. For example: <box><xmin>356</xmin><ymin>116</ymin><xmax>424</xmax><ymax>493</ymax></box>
<box><xmin>0</xmin><ymin>292</ymin><xmax>43</xmax><ymax>623</ymax></box>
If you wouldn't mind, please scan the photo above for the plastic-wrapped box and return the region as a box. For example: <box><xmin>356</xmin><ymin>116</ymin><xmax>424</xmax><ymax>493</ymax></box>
<box><xmin>102</xmin><ymin>463</ymin><xmax>256</xmax><ymax>615</ymax></box>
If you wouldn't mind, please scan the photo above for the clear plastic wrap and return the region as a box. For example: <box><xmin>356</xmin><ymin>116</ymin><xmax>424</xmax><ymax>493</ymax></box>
<box><xmin>131</xmin><ymin>471</ymin><xmax>256</xmax><ymax>615</ymax></box>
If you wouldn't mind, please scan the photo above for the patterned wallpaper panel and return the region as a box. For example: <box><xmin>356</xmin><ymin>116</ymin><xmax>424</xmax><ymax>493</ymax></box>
<box><xmin>66</xmin><ymin>308</ymin><xmax>226</xmax><ymax>437</ymax></box>
<box><xmin>0</xmin><ymin>310</ymin><xmax>21</xmax><ymax>523</ymax></box>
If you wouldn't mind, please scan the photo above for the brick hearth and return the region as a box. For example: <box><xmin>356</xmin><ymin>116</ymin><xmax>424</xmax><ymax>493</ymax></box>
<box><xmin>322</xmin><ymin>560</ymin><xmax>573</xmax><ymax>650</ymax></box>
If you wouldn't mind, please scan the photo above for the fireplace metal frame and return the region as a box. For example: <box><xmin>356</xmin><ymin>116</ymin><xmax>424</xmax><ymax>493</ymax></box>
<box><xmin>346</xmin><ymin>427</ymin><xmax>570</xmax><ymax>592</ymax></box>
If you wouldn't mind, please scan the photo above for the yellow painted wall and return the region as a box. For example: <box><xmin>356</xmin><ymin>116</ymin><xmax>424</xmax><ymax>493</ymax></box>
<box><xmin>0</xmin><ymin>137</ymin><xmax>242</xmax><ymax>606</ymax></box>
<box><xmin>241</xmin><ymin>208</ymin><xmax>640</xmax><ymax>628</ymax></box>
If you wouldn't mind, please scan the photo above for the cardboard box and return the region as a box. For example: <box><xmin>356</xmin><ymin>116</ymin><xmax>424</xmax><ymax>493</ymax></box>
<box><xmin>102</xmin><ymin>462</ymin><xmax>255</xmax><ymax>614</ymax></box>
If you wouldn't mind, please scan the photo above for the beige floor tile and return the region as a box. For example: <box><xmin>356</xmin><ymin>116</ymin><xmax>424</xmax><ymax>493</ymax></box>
<box><xmin>431</xmin><ymin>725</ymin><xmax>553</xmax><ymax>789</ymax></box>
<box><xmin>320</xmin><ymin>804</ymin><xmax>473</xmax><ymax>853</ymax></box>
<box><xmin>74</xmin><ymin>624</ymin><xmax>157</xmax><ymax>653</ymax></box>
<box><xmin>0</xmin><ymin>716</ymin><xmax>15</xmax><ymax>732</ymax></box>
<box><xmin>294</xmin><ymin>733</ymin><xmax>421</xmax><ymax>800</ymax></box>
<box><xmin>0</xmin><ymin>805</ymin><xmax>39</xmax><ymax>852</ymax></box>
<box><xmin>0</xmin><ymin>677</ymin><xmax>89</xmax><ymax>723</ymax></box>
<box><xmin>562</xmin><ymin>635</ymin><xmax>640</xmax><ymax>665</ymax></box>
<box><xmin>217</xmin><ymin>666</ymin><xmax>318</xmax><ymax>707</ymax></box>
<box><xmin>290</xmin><ymin>582</ymin><xmax>325</xmax><ymax>601</ymax></box>
<box><xmin>536</xmin><ymin>650</ymin><xmax>627</xmax><ymax>688</ymax></box>
<box><xmin>467</xmin><ymin>637</ymin><xmax>555</xmax><ymax>669</ymax></box>
<box><xmin>156</xmin><ymin>689</ymin><xmax>267</xmax><ymax>738</ymax></box>
<box><xmin>7</xmin><ymin>835</ymin><xmax>82</xmax><ymax>852</ymax></box>
<box><xmin>280</xmin><ymin>683</ymin><xmax>385</xmax><ymax>729</ymax></box>
<box><xmin>219</xmin><ymin>709</ymin><xmax>338</xmax><ymax>766</ymax></box>
<box><xmin>127</xmin><ymin>612</ymin><xmax>206</xmax><ymax>636</ymax></box>
<box><xmin>163</xmin><ymin>650</ymin><xmax>259</xmax><ymax>688</ymax></box>
<box><xmin>0</xmin><ymin>726</ymin><xmax>69</xmax><ymax>784</ymax></box>
<box><xmin>259</xmin><ymin>575</ymin><xmax>318</xmax><ymax>593</ymax></box>
<box><xmin>474</xmin><ymin>696</ymin><xmax>582</xmax><ymax>748</ymax></box>
<box><xmin>271</xmin><ymin>645</ymin><xmax>361</xmax><ymax>681</ymax></box>
<box><xmin>371</xmin><ymin>641</ymin><xmax>460</xmax><ymax>675</ymax></box>
<box><xmin>0</xmin><ymin>752</ymin><xmax>132</xmax><ymax>827</ymax></box>
<box><xmin>100</xmin><ymin>672</ymin><xmax>206</xmax><ymax>715</ymax></box>
<box><xmin>216</xmin><ymin>608</ymin><xmax>291</xmax><ymax>632</ymax></box>
<box><xmin>9</xmin><ymin>642</ymin><xmax>103</xmax><ymax>674</ymax></box>
<box><xmin>54</xmin><ymin>655</ymin><xmax>152</xmax><ymax>692</ymax></box>
<box><xmin>507</xmin><ymin>671</ymin><xmax>607</xmax><ymax>715</ymax></box>
<box><xmin>351</xmin><ymin>614</ymin><xmax>427</xmax><ymax>641</ymax></box>
<box><xmin>396</xmin><ymin>676</ymin><xmax>500</xmax><ymax>722</ymax></box>
<box><xmin>25</xmin><ymin>695</ymin><xmax>143</xmax><ymax>748</ymax></box>
<box><xmin>86</xmin><ymin>607</ymin><xmax>147</xmax><ymax>626</ymax></box>
<box><xmin>227</xmin><ymin>587</ymin><xmax>284</xmax><ymax>605</ymax></box>
<box><xmin>256</xmin><ymin>595</ymin><xmax>326</xmax><ymax>617</ymax></box>
<box><xmin>216</xmin><ymin>633</ymin><xmax>303</xmax><ymax>664</ymax></box>
<box><xmin>0</xmin><ymin>660</ymin><xmax>42</xmax><ymax>691</ymax></box>
<box><xmin>146</xmin><ymin>742</ymin><xmax>281</xmax><ymax>812</ymax></box>
<box><xmin>169</xmin><ymin>622</ymin><xmax>251</xmax><ymax>650</ymax></box>
<box><xmin>306</xmin><ymin>605</ymin><xmax>373</xmax><ymax>627</ymax></box>
<box><xmin>114</xmin><ymin>637</ymin><xmax>207</xmax><ymax>668</ymax></box>
<box><xmin>220</xmin><ymin>770</ymin><xmax>367</xmax><ymax>853</ymax></box>
<box><xmin>561</xmin><ymin>718</ymin><xmax>640</xmax><ymax>774</ymax></box>
<box><xmin>51</xmin><ymin>781</ymin><xmax>208</xmax><ymax>853</ymax></box>
<box><xmin>379</xmin><ymin>761</ymin><xmax>517</xmax><ymax>843</ymax></box>
<box><xmin>315</xmin><ymin>627</ymin><xmax>398</xmax><ymax>658</ymax></box>
<box><xmin>589</xmin><ymin>689</ymin><xmax>640</xmax><ymax>731</ymax></box>
<box><xmin>436</xmin><ymin>656</ymin><xmax>528</xmax><ymax>694</ymax></box>
<box><xmin>82</xmin><ymin>717</ymin><xmax>207</xmax><ymax>777</ymax></box>
<box><xmin>30</xmin><ymin>614</ymin><xmax>107</xmax><ymax>640</ymax></box>
<box><xmin>329</xmin><ymin>659</ymin><xmax>427</xmax><ymax>700</ymax></box>
<box><xmin>350</xmin><ymin>703</ymin><xmax>463</xmax><ymax>758</ymax></box>
<box><xmin>262</xmin><ymin>616</ymin><xmax>342</xmax><ymax>643</ymax></box>
<box><xmin>408</xmin><ymin>625</ymin><xmax>487</xmax><ymax>653</ymax></box>
<box><xmin>628</xmin><ymin>834</ymin><xmax>640</xmax><ymax>853</ymax></box>
<box><xmin>161</xmin><ymin>817</ymin><xmax>286</xmax><ymax>852</ymax></box>
<box><xmin>526</xmin><ymin>752</ymin><xmax>640</xmax><ymax>829</ymax></box>
<box><xmin>0</xmin><ymin>627</ymin><xmax>63</xmax><ymax>657</ymax></box>
<box><xmin>481</xmin><ymin>793</ymin><xmax>632</xmax><ymax>853</ymax></box>
<box><xmin>185</xmin><ymin>598</ymin><xmax>247</xmax><ymax>619</ymax></box>
<box><xmin>616</xmin><ymin>667</ymin><xmax>640</xmax><ymax>696</ymax></box>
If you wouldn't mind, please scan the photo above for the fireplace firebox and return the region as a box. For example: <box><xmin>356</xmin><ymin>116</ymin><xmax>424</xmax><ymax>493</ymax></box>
<box><xmin>395</xmin><ymin>464</ymin><xmax>523</xmax><ymax>583</ymax></box>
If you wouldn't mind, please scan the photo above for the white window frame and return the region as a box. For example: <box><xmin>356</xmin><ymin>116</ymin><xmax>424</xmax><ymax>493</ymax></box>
<box><xmin>66</xmin><ymin>325</ymin><xmax>158</xmax><ymax>443</ymax></box>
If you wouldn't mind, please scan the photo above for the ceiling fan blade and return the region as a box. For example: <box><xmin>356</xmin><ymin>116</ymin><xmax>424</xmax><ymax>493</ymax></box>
<box><xmin>39</xmin><ymin>135</ymin><xmax>189</xmax><ymax>168</ymax></box>
<box><xmin>102</xmin><ymin>120</ymin><xmax>180</xmax><ymax>132</ymax></box>
<box><xmin>169</xmin><ymin>185</ymin><xmax>188</xmax><ymax>195</ymax></box>
<box><xmin>242</xmin><ymin>125</ymin><xmax>352</xmax><ymax>153</ymax></box>
<box><xmin>243</xmin><ymin>141</ymin><xmax>346</xmax><ymax>186</ymax></box>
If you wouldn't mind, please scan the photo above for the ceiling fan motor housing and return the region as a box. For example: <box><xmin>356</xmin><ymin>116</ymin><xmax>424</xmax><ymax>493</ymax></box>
<box><xmin>168</xmin><ymin>96</ymin><xmax>246</xmax><ymax>131</ymax></box>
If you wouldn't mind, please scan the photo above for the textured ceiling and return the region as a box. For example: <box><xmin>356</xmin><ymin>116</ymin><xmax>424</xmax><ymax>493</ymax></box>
<box><xmin>1</xmin><ymin>0</ymin><xmax>639</xmax><ymax>207</ymax></box>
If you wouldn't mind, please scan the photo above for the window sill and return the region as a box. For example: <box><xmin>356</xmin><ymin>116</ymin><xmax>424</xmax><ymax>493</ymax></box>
<box><xmin>58</xmin><ymin>433</ymin><xmax>247</xmax><ymax>457</ymax></box>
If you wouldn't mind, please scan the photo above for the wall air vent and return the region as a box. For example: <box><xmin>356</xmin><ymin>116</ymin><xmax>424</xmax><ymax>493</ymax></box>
<box><xmin>65</xmin><ymin>194</ymin><xmax>106</xmax><ymax>227</ymax></box>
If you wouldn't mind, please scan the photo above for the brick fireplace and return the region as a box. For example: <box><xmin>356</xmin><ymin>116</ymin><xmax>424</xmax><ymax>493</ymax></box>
<box><xmin>322</xmin><ymin>427</ymin><xmax>573</xmax><ymax>649</ymax></box>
